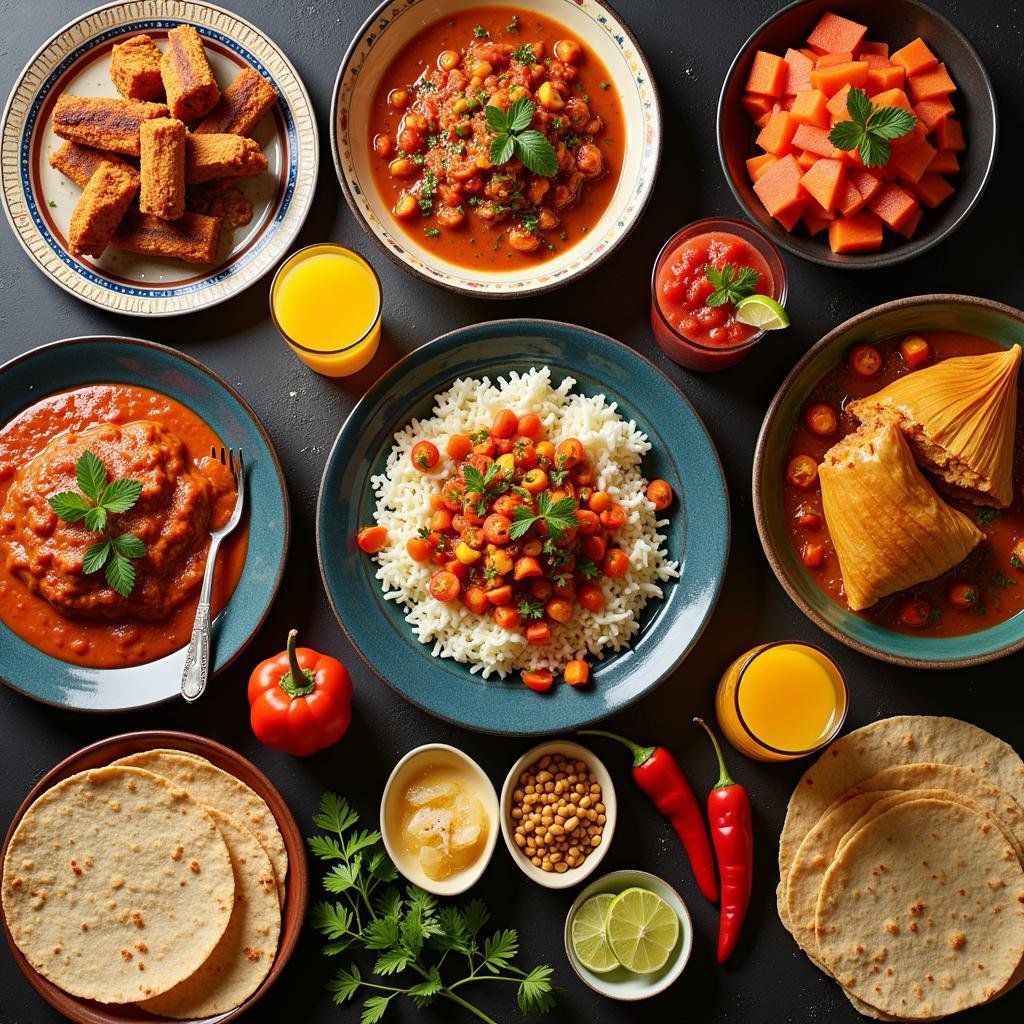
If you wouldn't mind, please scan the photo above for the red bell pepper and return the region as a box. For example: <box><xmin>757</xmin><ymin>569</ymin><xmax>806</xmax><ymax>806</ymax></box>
<box><xmin>248</xmin><ymin>630</ymin><xmax>352</xmax><ymax>756</ymax></box>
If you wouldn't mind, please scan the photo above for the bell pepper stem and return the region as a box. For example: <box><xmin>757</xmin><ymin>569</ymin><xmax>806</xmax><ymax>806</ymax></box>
<box><xmin>279</xmin><ymin>629</ymin><xmax>317</xmax><ymax>698</ymax></box>
<box><xmin>694</xmin><ymin>717</ymin><xmax>735</xmax><ymax>790</ymax></box>
<box><xmin>578</xmin><ymin>729</ymin><xmax>655</xmax><ymax>768</ymax></box>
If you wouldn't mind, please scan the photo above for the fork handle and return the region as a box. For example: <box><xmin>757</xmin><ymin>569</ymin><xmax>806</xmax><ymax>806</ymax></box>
<box><xmin>180</xmin><ymin>601</ymin><xmax>212</xmax><ymax>703</ymax></box>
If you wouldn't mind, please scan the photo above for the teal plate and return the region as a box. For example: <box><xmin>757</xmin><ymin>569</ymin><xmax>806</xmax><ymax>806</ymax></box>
<box><xmin>754</xmin><ymin>294</ymin><xmax>1024</xmax><ymax>669</ymax></box>
<box><xmin>317</xmin><ymin>320</ymin><xmax>730</xmax><ymax>735</ymax></box>
<box><xmin>0</xmin><ymin>337</ymin><xmax>289</xmax><ymax>710</ymax></box>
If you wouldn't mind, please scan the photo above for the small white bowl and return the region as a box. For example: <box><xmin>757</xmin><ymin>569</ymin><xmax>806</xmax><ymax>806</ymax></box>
<box><xmin>499</xmin><ymin>739</ymin><xmax>617</xmax><ymax>889</ymax></box>
<box><xmin>564</xmin><ymin>869</ymin><xmax>693</xmax><ymax>1001</ymax></box>
<box><xmin>380</xmin><ymin>743</ymin><xmax>499</xmax><ymax>897</ymax></box>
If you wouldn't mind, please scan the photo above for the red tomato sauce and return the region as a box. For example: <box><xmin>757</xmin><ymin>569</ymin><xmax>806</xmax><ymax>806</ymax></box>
<box><xmin>0</xmin><ymin>385</ymin><xmax>248</xmax><ymax>668</ymax></box>
<box><xmin>783</xmin><ymin>331</ymin><xmax>1024</xmax><ymax>637</ymax></box>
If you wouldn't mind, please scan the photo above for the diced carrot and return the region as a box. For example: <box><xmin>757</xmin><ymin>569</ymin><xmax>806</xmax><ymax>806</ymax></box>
<box><xmin>802</xmin><ymin>206</ymin><xmax>831</xmax><ymax>236</ymax></box>
<box><xmin>837</xmin><ymin>178</ymin><xmax>868</xmax><ymax>216</ymax></box>
<box><xmin>753</xmin><ymin>153</ymin><xmax>806</xmax><ymax>217</ymax></box>
<box><xmin>857</xmin><ymin>41</ymin><xmax>889</xmax><ymax>59</ymax></box>
<box><xmin>858</xmin><ymin>51</ymin><xmax>891</xmax><ymax>70</ymax></box>
<box><xmin>792</xmin><ymin>122</ymin><xmax>843</xmax><ymax>159</ymax></box>
<box><xmin>826</xmin><ymin>84</ymin><xmax>853</xmax><ymax>120</ymax></box>
<box><xmin>828</xmin><ymin>212</ymin><xmax>883</xmax><ymax>253</ymax></box>
<box><xmin>746</xmin><ymin>50</ymin><xmax>788</xmax><ymax>97</ymax></box>
<box><xmin>796</xmin><ymin>149</ymin><xmax>818</xmax><ymax>171</ymax></box>
<box><xmin>849</xmin><ymin>169</ymin><xmax>881</xmax><ymax>203</ymax></box>
<box><xmin>800</xmin><ymin>157</ymin><xmax>845</xmax><ymax>212</ymax></box>
<box><xmin>775</xmin><ymin>198</ymin><xmax>808</xmax><ymax>231</ymax></box>
<box><xmin>887</xmin><ymin>138</ymin><xmax>937</xmax><ymax>184</ymax></box>
<box><xmin>816</xmin><ymin>52</ymin><xmax>854</xmax><ymax>68</ymax></box>
<box><xmin>756</xmin><ymin>109</ymin><xmax>799</xmax><ymax>155</ymax></box>
<box><xmin>891</xmin><ymin>37</ymin><xmax>938</xmax><ymax>77</ymax></box>
<box><xmin>790</xmin><ymin>89</ymin><xmax>829</xmax><ymax>127</ymax></box>
<box><xmin>746</xmin><ymin>153</ymin><xmax>778</xmax><ymax>182</ymax></box>
<box><xmin>807</xmin><ymin>12</ymin><xmax>867</xmax><ymax>56</ymax></box>
<box><xmin>783</xmin><ymin>48</ymin><xmax>815</xmax><ymax>94</ymax></box>
<box><xmin>810</xmin><ymin>61</ymin><xmax>869</xmax><ymax>97</ymax></box>
<box><xmin>907</xmin><ymin>63</ymin><xmax>956</xmax><ymax>103</ymax></box>
<box><xmin>913</xmin><ymin>173</ymin><xmax>954</xmax><ymax>209</ymax></box>
<box><xmin>867</xmin><ymin>65</ymin><xmax>905</xmax><ymax>94</ymax></box>
<box><xmin>869</xmin><ymin>88</ymin><xmax>912</xmax><ymax>112</ymax></box>
<box><xmin>897</xmin><ymin>207</ymin><xmax>923</xmax><ymax>238</ymax></box>
<box><xmin>914</xmin><ymin>97</ymin><xmax>955</xmax><ymax>131</ymax></box>
<box><xmin>927</xmin><ymin>149</ymin><xmax>960</xmax><ymax>175</ymax></box>
<box><xmin>934</xmin><ymin>117</ymin><xmax>965</xmax><ymax>151</ymax></box>
<box><xmin>869</xmin><ymin>181</ymin><xmax>919</xmax><ymax>231</ymax></box>
<box><xmin>742</xmin><ymin>92</ymin><xmax>775</xmax><ymax>121</ymax></box>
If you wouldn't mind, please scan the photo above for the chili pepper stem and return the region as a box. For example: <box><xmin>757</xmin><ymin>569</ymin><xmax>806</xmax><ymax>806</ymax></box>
<box><xmin>694</xmin><ymin>717</ymin><xmax>735</xmax><ymax>790</ymax></box>
<box><xmin>578</xmin><ymin>729</ymin><xmax>656</xmax><ymax>768</ymax></box>
<box><xmin>280</xmin><ymin>629</ymin><xmax>317</xmax><ymax>698</ymax></box>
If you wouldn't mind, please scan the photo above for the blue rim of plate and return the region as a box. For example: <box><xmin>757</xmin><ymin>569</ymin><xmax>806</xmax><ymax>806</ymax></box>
<box><xmin>316</xmin><ymin>319</ymin><xmax>730</xmax><ymax>735</ymax></box>
<box><xmin>0</xmin><ymin>336</ymin><xmax>290</xmax><ymax>711</ymax></box>
<box><xmin>0</xmin><ymin>0</ymin><xmax>318</xmax><ymax>316</ymax></box>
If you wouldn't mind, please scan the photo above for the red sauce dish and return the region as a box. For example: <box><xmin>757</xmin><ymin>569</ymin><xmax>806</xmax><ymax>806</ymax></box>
<box><xmin>650</xmin><ymin>217</ymin><xmax>787</xmax><ymax>372</ymax></box>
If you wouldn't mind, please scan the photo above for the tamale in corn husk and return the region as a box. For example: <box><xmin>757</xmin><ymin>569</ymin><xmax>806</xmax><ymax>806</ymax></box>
<box><xmin>848</xmin><ymin>344</ymin><xmax>1021</xmax><ymax>508</ymax></box>
<box><xmin>819</xmin><ymin>421</ymin><xmax>984</xmax><ymax>611</ymax></box>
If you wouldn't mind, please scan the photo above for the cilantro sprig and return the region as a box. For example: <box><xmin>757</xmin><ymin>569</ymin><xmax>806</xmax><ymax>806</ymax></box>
<box><xmin>48</xmin><ymin>450</ymin><xmax>145</xmax><ymax>598</ymax></box>
<box><xmin>509</xmin><ymin>491</ymin><xmax>579</xmax><ymax>541</ymax></box>
<box><xmin>705</xmin><ymin>263</ymin><xmax>761</xmax><ymax>307</ymax></box>
<box><xmin>487</xmin><ymin>98</ymin><xmax>558</xmax><ymax>177</ymax></box>
<box><xmin>309</xmin><ymin>793</ymin><xmax>556</xmax><ymax>1023</ymax></box>
<box><xmin>828</xmin><ymin>86</ymin><xmax>917</xmax><ymax>168</ymax></box>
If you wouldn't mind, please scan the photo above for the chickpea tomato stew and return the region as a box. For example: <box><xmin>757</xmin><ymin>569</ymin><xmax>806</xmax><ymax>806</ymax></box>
<box><xmin>369</xmin><ymin>8</ymin><xmax>624</xmax><ymax>266</ymax></box>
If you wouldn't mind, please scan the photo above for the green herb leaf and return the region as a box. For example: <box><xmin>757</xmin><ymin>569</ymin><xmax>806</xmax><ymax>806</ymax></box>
<box><xmin>705</xmin><ymin>263</ymin><xmax>761</xmax><ymax>307</ymax></box>
<box><xmin>104</xmin><ymin>553</ymin><xmax>136</xmax><ymax>598</ymax></box>
<box><xmin>489</xmin><ymin>131</ymin><xmax>516</xmax><ymax>166</ymax></box>
<box><xmin>407</xmin><ymin>966</ymin><xmax>443</xmax><ymax>1007</ymax></box>
<box><xmin>517</xmin><ymin>598</ymin><xmax>545</xmax><ymax>620</ymax></box>
<box><xmin>977</xmin><ymin>507</ymin><xmax>1003</xmax><ymax>527</ymax></box>
<box><xmin>506</xmin><ymin>96</ymin><xmax>534</xmax><ymax>133</ymax></box>
<box><xmin>326</xmin><ymin>964</ymin><xmax>362</xmax><ymax>1004</ymax></box>
<box><xmin>514</xmin><ymin>129</ymin><xmax>559</xmax><ymax>176</ymax></box>
<box><xmin>847</xmin><ymin>85</ymin><xmax>873</xmax><ymax>125</ymax></box>
<box><xmin>75</xmin><ymin>450</ymin><xmax>108</xmax><ymax>502</ymax></box>
<box><xmin>100</xmin><ymin>478</ymin><xmax>142</xmax><ymax>513</ymax></box>
<box><xmin>361</xmin><ymin>994</ymin><xmax>394</xmax><ymax>1024</ymax></box>
<box><xmin>82</xmin><ymin>538</ymin><xmax>111</xmax><ymax>575</ymax></box>
<box><xmin>827</xmin><ymin>86</ymin><xmax>916</xmax><ymax>168</ymax></box>
<box><xmin>110</xmin><ymin>531</ymin><xmax>146</xmax><ymax>559</ymax></box>
<box><xmin>482</xmin><ymin>929</ymin><xmax>519</xmax><ymax>972</ymax></box>
<box><xmin>518</xmin><ymin>963</ymin><xmax>557</xmax><ymax>1013</ymax></box>
<box><xmin>314</xmin><ymin>792</ymin><xmax>360</xmax><ymax>837</ymax></box>
<box><xmin>827</xmin><ymin>118</ymin><xmax>863</xmax><ymax>151</ymax></box>
<box><xmin>84</xmin><ymin>504</ymin><xmax>108</xmax><ymax>534</ymax></box>
<box><xmin>310</xmin><ymin>901</ymin><xmax>354</xmax><ymax>942</ymax></box>
<box><xmin>48</xmin><ymin>491</ymin><xmax>92</xmax><ymax>522</ymax></box>
<box><xmin>868</xmin><ymin>104</ymin><xmax>918</xmax><ymax>140</ymax></box>
<box><xmin>511</xmin><ymin>43</ymin><xmax>536</xmax><ymax>63</ymax></box>
<box><xmin>485</xmin><ymin>103</ymin><xmax>508</xmax><ymax>133</ymax></box>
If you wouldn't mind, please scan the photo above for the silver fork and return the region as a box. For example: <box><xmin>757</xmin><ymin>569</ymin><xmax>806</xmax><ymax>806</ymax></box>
<box><xmin>180</xmin><ymin>446</ymin><xmax>246</xmax><ymax>703</ymax></box>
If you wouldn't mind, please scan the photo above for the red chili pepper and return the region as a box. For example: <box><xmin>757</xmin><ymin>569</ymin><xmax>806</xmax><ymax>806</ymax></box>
<box><xmin>247</xmin><ymin>630</ymin><xmax>352</xmax><ymax>756</ymax></box>
<box><xmin>694</xmin><ymin>718</ymin><xmax>753</xmax><ymax>964</ymax></box>
<box><xmin>579</xmin><ymin>729</ymin><xmax>718</xmax><ymax>903</ymax></box>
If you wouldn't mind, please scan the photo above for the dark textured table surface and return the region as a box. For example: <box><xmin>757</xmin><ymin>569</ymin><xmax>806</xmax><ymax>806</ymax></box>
<box><xmin>1</xmin><ymin>1</ymin><xmax>1022</xmax><ymax>1022</ymax></box>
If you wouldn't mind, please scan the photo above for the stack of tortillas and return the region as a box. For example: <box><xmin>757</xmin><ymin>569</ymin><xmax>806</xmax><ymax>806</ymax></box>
<box><xmin>777</xmin><ymin>715</ymin><xmax>1024</xmax><ymax>1020</ymax></box>
<box><xmin>1</xmin><ymin>747</ymin><xmax>285</xmax><ymax>1018</ymax></box>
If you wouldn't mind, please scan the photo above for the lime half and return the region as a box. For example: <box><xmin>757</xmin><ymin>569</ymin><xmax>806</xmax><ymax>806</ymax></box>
<box><xmin>570</xmin><ymin>893</ymin><xmax>619</xmax><ymax>973</ymax></box>
<box><xmin>735</xmin><ymin>294</ymin><xmax>790</xmax><ymax>330</ymax></box>
<box><xmin>604</xmin><ymin>887</ymin><xmax>679</xmax><ymax>974</ymax></box>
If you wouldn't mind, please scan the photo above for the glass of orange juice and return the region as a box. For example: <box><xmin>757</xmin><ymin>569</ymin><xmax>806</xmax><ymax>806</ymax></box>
<box><xmin>715</xmin><ymin>642</ymin><xmax>848</xmax><ymax>762</ymax></box>
<box><xmin>270</xmin><ymin>244</ymin><xmax>382</xmax><ymax>377</ymax></box>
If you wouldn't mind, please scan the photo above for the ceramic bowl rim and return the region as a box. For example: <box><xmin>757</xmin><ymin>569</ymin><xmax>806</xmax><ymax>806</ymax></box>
<box><xmin>715</xmin><ymin>0</ymin><xmax>998</xmax><ymax>269</ymax></box>
<box><xmin>752</xmin><ymin>292</ymin><xmax>1024</xmax><ymax>667</ymax></box>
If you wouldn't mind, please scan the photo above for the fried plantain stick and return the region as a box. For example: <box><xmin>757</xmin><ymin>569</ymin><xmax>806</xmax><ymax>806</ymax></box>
<box><xmin>110</xmin><ymin>34</ymin><xmax>164</xmax><ymax>101</ymax></box>
<box><xmin>48</xmin><ymin>141</ymin><xmax>136</xmax><ymax>189</ymax></box>
<box><xmin>184</xmin><ymin>133</ymin><xmax>268</xmax><ymax>184</ymax></box>
<box><xmin>112</xmin><ymin>209</ymin><xmax>222</xmax><ymax>264</ymax></box>
<box><xmin>52</xmin><ymin>95</ymin><xmax>169</xmax><ymax>157</ymax></box>
<box><xmin>139</xmin><ymin>117</ymin><xmax>186</xmax><ymax>220</ymax></box>
<box><xmin>194</xmin><ymin>68</ymin><xmax>276</xmax><ymax>136</ymax></box>
<box><xmin>160</xmin><ymin>25</ymin><xmax>220</xmax><ymax>121</ymax></box>
<box><xmin>67</xmin><ymin>160</ymin><xmax>139</xmax><ymax>258</ymax></box>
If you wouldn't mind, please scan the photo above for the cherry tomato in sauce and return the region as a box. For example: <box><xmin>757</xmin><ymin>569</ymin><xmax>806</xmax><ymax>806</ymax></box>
<box><xmin>646</xmin><ymin>479</ymin><xmax>673</xmax><ymax>510</ymax></box>
<box><xmin>522</xmin><ymin>669</ymin><xmax>554</xmax><ymax>691</ymax></box>
<box><xmin>492</xmin><ymin>409</ymin><xmax>519</xmax><ymax>439</ymax></box>
<box><xmin>947</xmin><ymin>583</ymin><xmax>978</xmax><ymax>609</ymax></box>
<box><xmin>580</xmin><ymin>534</ymin><xmax>607</xmax><ymax>562</ymax></box>
<box><xmin>429</xmin><ymin>569</ymin><xmax>461</xmax><ymax>602</ymax></box>
<box><xmin>577</xmin><ymin>583</ymin><xmax>605</xmax><ymax>611</ymax></box>
<box><xmin>603</xmin><ymin>548</ymin><xmax>630</xmax><ymax>578</ymax></box>
<box><xmin>486</xmin><ymin>584</ymin><xmax>513</xmax><ymax>606</ymax></box>
<box><xmin>576</xmin><ymin>509</ymin><xmax>600</xmax><ymax>534</ymax></box>
<box><xmin>525</xmin><ymin>622</ymin><xmax>551</xmax><ymax>645</ymax></box>
<box><xmin>899</xmin><ymin>599</ymin><xmax>932</xmax><ymax>628</ymax></box>
<box><xmin>446</xmin><ymin>434</ymin><xmax>472</xmax><ymax>460</ymax></box>
<box><xmin>588</xmin><ymin>490</ymin><xmax>611</xmax><ymax>513</ymax></box>
<box><xmin>786</xmin><ymin>454</ymin><xmax>819</xmax><ymax>489</ymax></box>
<box><xmin>461</xmin><ymin>585</ymin><xmax>490</xmax><ymax>614</ymax></box>
<box><xmin>546</xmin><ymin>597</ymin><xmax>574</xmax><ymax>623</ymax></box>
<box><xmin>406</xmin><ymin>536</ymin><xmax>433</xmax><ymax>561</ymax></box>
<box><xmin>805</xmin><ymin>403</ymin><xmax>838</xmax><ymax>437</ymax></box>
<box><xmin>357</xmin><ymin>526</ymin><xmax>388</xmax><ymax>553</ymax></box>
<box><xmin>482</xmin><ymin>513</ymin><xmax>512</xmax><ymax>546</ymax></box>
<box><xmin>493</xmin><ymin>605</ymin><xmax>520</xmax><ymax>629</ymax></box>
<box><xmin>848</xmin><ymin>344</ymin><xmax>882</xmax><ymax>378</ymax></box>
<box><xmin>411</xmin><ymin>440</ymin><xmax>439</xmax><ymax>472</ymax></box>
<box><xmin>795</xmin><ymin>505</ymin><xmax>822</xmax><ymax>530</ymax></box>
<box><xmin>556</xmin><ymin>438</ymin><xmax>585</xmax><ymax>468</ymax></box>
<box><xmin>517</xmin><ymin>413</ymin><xmax>543</xmax><ymax>439</ymax></box>
<box><xmin>600</xmin><ymin>503</ymin><xmax>626</xmax><ymax>529</ymax></box>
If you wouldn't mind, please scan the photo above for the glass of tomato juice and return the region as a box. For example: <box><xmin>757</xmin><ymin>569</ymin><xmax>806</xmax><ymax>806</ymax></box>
<box><xmin>650</xmin><ymin>217</ymin><xmax>787</xmax><ymax>372</ymax></box>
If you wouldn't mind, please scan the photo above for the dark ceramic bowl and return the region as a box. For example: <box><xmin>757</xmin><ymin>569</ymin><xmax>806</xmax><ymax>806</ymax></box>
<box><xmin>0</xmin><ymin>731</ymin><xmax>308</xmax><ymax>1024</ymax></box>
<box><xmin>753</xmin><ymin>294</ymin><xmax>1024</xmax><ymax>668</ymax></box>
<box><xmin>718</xmin><ymin>0</ymin><xmax>996</xmax><ymax>268</ymax></box>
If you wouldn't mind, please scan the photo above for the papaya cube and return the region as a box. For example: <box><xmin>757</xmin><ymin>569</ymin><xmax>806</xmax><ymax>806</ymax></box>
<box><xmin>857</xmin><ymin>41</ymin><xmax>889</xmax><ymax>59</ymax></box>
<box><xmin>742</xmin><ymin>92</ymin><xmax>775</xmax><ymax>121</ymax></box>
<box><xmin>934</xmin><ymin>117</ymin><xmax>965</xmax><ymax>151</ymax></box>
<box><xmin>914</xmin><ymin>97</ymin><xmax>955</xmax><ymax>131</ymax></box>
<box><xmin>746</xmin><ymin>153</ymin><xmax>778</xmax><ymax>182</ymax></box>
<box><xmin>796</xmin><ymin>149</ymin><xmax>818</xmax><ymax>171</ymax></box>
<box><xmin>888</xmin><ymin>138</ymin><xmax>937</xmax><ymax>184</ymax></box>
<box><xmin>927</xmin><ymin>149</ymin><xmax>960</xmax><ymax>175</ymax></box>
<box><xmin>792</xmin><ymin>122</ymin><xmax>843</xmax><ymax>159</ymax></box>
<box><xmin>891</xmin><ymin>37</ymin><xmax>938</xmax><ymax>76</ymax></box>
<box><xmin>914</xmin><ymin>173</ymin><xmax>955</xmax><ymax>209</ymax></box>
<box><xmin>869</xmin><ymin>181</ymin><xmax>919</xmax><ymax>231</ymax></box>
<box><xmin>867</xmin><ymin>65</ymin><xmax>905</xmax><ymax>95</ymax></box>
<box><xmin>837</xmin><ymin>178</ymin><xmax>868</xmax><ymax>216</ymax></box>
<box><xmin>753</xmin><ymin>153</ymin><xmax>806</xmax><ymax>217</ymax></box>
<box><xmin>907</xmin><ymin>63</ymin><xmax>956</xmax><ymax>103</ymax></box>
<box><xmin>800</xmin><ymin>157</ymin><xmax>845</xmax><ymax>212</ymax></box>
<box><xmin>897</xmin><ymin>206</ymin><xmax>924</xmax><ymax>238</ymax></box>
<box><xmin>807</xmin><ymin>12</ymin><xmax>867</xmax><ymax>55</ymax></box>
<box><xmin>783</xmin><ymin>48</ymin><xmax>815</xmax><ymax>94</ymax></box>
<box><xmin>826</xmin><ymin>84</ymin><xmax>853</xmax><ymax>121</ymax></box>
<box><xmin>890</xmin><ymin>121</ymin><xmax>927</xmax><ymax>152</ymax></box>
<box><xmin>756</xmin><ymin>109</ymin><xmax>799</xmax><ymax>155</ymax></box>
<box><xmin>803</xmin><ymin>206</ymin><xmax>831</xmax><ymax>236</ymax></box>
<box><xmin>775</xmin><ymin>199</ymin><xmax>808</xmax><ymax>232</ymax></box>
<box><xmin>754</xmin><ymin>110</ymin><xmax>772</xmax><ymax>128</ymax></box>
<box><xmin>816</xmin><ymin>52</ymin><xmax>854</xmax><ymax>68</ymax></box>
<box><xmin>870</xmin><ymin>88</ymin><xmax>912</xmax><ymax>112</ymax></box>
<box><xmin>746</xmin><ymin>50</ymin><xmax>788</xmax><ymax>97</ymax></box>
<box><xmin>858</xmin><ymin>51</ymin><xmax>891</xmax><ymax>70</ymax></box>
<box><xmin>790</xmin><ymin>89</ymin><xmax>829</xmax><ymax>127</ymax></box>
<box><xmin>849</xmin><ymin>169</ymin><xmax>882</xmax><ymax>203</ymax></box>
<box><xmin>804</xmin><ymin>196</ymin><xmax>836</xmax><ymax>222</ymax></box>
<box><xmin>829</xmin><ymin>212</ymin><xmax>883</xmax><ymax>253</ymax></box>
<box><xmin>810</xmin><ymin>61</ymin><xmax>869</xmax><ymax>97</ymax></box>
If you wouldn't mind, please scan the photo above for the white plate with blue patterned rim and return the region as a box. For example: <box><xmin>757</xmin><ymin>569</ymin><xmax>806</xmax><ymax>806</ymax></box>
<box><xmin>0</xmin><ymin>0</ymin><xmax>317</xmax><ymax>317</ymax></box>
<box><xmin>331</xmin><ymin>0</ymin><xmax>662</xmax><ymax>297</ymax></box>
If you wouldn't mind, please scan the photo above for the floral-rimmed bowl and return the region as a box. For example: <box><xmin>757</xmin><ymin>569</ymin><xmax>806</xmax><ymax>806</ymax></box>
<box><xmin>0</xmin><ymin>0</ymin><xmax>318</xmax><ymax>317</ymax></box>
<box><xmin>331</xmin><ymin>0</ymin><xmax>661</xmax><ymax>298</ymax></box>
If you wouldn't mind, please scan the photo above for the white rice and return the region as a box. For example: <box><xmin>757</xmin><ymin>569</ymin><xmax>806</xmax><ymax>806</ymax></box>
<box><xmin>369</xmin><ymin>367</ymin><xmax>679</xmax><ymax>679</ymax></box>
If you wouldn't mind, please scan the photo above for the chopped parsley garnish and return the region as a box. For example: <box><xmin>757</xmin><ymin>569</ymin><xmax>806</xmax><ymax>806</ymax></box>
<box><xmin>518</xmin><ymin>598</ymin><xmax>545</xmax><ymax>620</ymax></box>
<box><xmin>418</xmin><ymin>169</ymin><xmax>438</xmax><ymax>215</ymax></box>
<box><xmin>599</xmin><ymin>81</ymin><xmax>610</xmax><ymax>90</ymax></box>
<box><xmin>509</xmin><ymin>491</ymin><xmax>579</xmax><ymax>541</ymax></box>
<box><xmin>977</xmin><ymin>507</ymin><xmax>1003</xmax><ymax>527</ymax></box>
<box><xmin>469</xmin><ymin>428</ymin><xmax>490</xmax><ymax>444</ymax></box>
<box><xmin>511</xmin><ymin>43</ymin><xmax>536</xmax><ymax>64</ymax></box>
<box><xmin>577</xmin><ymin>556</ymin><xmax>600</xmax><ymax>579</ymax></box>
<box><xmin>1012</xmin><ymin>555</ymin><xmax>1024</xmax><ymax>571</ymax></box>
<box><xmin>487</xmin><ymin>98</ymin><xmax>558</xmax><ymax>177</ymax></box>
<box><xmin>704</xmin><ymin>263</ymin><xmax>760</xmax><ymax>307</ymax></box>
<box><xmin>424</xmin><ymin>227</ymin><xmax>440</xmax><ymax>238</ymax></box>
<box><xmin>562</xmin><ymin>132</ymin><xmax>581</xmax><ymax>149</ymax></box>
<box><xmin>506</xmin><ymin>14</ymin><xmax>520</xmax><ymax>33</ymax></box>
<box><xmin>473</xmin><ymin>23</ymin><xmax>489</xmax><ymax>38</ymax></box>
<box><xmin>520</xmin><ymin>211</ymin><xmax>540</xmax><ymax>234</ymax></box>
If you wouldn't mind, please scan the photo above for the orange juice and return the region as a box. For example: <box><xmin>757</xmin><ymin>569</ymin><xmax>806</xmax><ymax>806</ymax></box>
<box><xmin>271</xmin><ymin>244</ymin><xmax>381</xmax><ymax>377</ymax></box>
<box><xmin>715</xmin><ymin>642</ymin><xmax>847</xmax><ymax>761</ymax></box>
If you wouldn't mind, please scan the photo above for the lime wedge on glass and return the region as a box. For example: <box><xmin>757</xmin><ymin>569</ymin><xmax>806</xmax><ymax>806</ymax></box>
<box><xmin>735</xmin><ymin>294</ymin><xmax>790</xmax><ymax>330</ymax></box>
<box><xmin>604</xmin><ymin>887</ymin><xmax>679</xmax><ymax>974</ymax></box>
<box><xmin>570</xmin><ymin>893</ymin><xmax>619</xmax><ymax>973</ymax></box>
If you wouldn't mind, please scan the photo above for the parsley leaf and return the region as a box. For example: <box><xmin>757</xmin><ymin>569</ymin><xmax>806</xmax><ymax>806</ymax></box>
<box><xmin>509</xmin><ymin>491</ymin><xmax>579</xmax><ymax>541</ymax></box>
<box><xmin>487</xmin><ymin>98</ymin><xmax>558</xmax><ymax>176</ymax></box>
<box><xmin>517</xmin><ymin>598</ymin><xmax>545</xmax><ymax>620</ymax></box>
<box><xmin>704</xmin><ymin>263</ymin><xmax>761</xmax><ymax>307</ymax></box>
<box><xmin>828</xmin><ymin>86</ymin><xmax>917</xmax><ymax>168</ymax></box>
